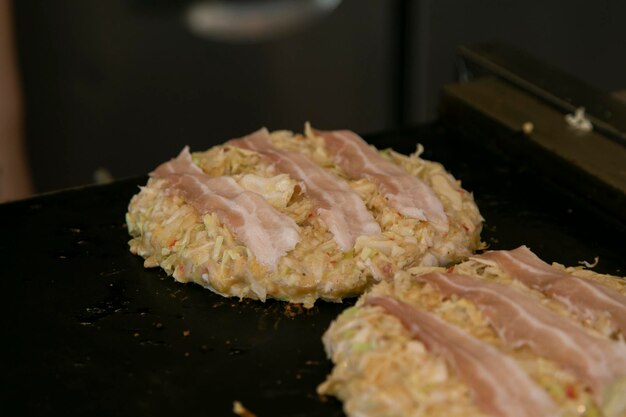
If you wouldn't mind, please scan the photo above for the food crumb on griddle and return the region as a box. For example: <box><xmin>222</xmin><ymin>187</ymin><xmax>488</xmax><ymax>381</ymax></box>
<box><xmin>182</xmin><ymin>329</ymin><xmax>190</xmax><ymax>337</ymax></box>
<box><xmin>283</xmin><ymin>303</ymin><xmax>305</xmax><ymax>318</ymax></box>
<box><xmin>522</xmin><ymin>121</ymin><xmax>534</xmax><ymax>135</ymax></box>
<box><xmin>232</xmin><ymin>401</ymin><xmax>257</xmax><ymax>417</ymax></box>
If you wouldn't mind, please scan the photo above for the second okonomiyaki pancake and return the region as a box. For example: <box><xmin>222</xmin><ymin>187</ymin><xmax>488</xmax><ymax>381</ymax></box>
<box><xmin>319</xmin><ymin>246</ymin><xmax>626</xmax><ymax>417</ymax></box>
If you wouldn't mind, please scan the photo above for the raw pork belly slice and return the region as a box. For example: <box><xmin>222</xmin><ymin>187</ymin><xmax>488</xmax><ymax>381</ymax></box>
<box><xmin>416</xmin><ymin>272</ymin><xmax>626</xmax><ymax>400</ymax></box>
<box><xmin>478</xmin><ymin>246</ymin><xmax>626</xmax><ymax>335</ymax></box>
<box><xmin>316</xmin><ymin>129</ymin><xmax>449</xmax><ymax>233</ymax></box>
<box><xmin>152</xmin><ymin>147</ymin><xmax>299</xmax><ymax>269</ymax></box>
<box><xmin>365</xmin><ymin>295</ymin><xmax>558</xmax><ymax>417</ymax></box>
<box><xmin>228</xmin><ymin>128</ymin><xmax>381</xmax><ymax>251</ymax></box>
<box><xmin>151</xmin><ymin>146</ymin><xmax>204</xmax><ymax>176</ymax></box>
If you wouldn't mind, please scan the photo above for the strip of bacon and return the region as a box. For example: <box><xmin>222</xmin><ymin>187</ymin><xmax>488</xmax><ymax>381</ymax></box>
<box><xmin>365</xmin><ymin>295</ymin><xmax>557</xmax><ymax>417</ymax></box>
<box><xmin>151</xmin><ymin>147</ymin><xmax>300</xmax><ymax>270</ymax></box>
<box><xmin>315</xmin><ymin>129</ymin><xmax>449</xmax><ymax>233</ymax></box>
<box><xmin>151</xmin><ymin>146</ymin><xmax>204</xmax><ymax>177</ymax></box>
<box><xmin>228</xmin><ymin>129</ymin><xmax>381</xmax><ymax>251</ymax></box>
<box><xmin>415</xmin><ymin>272</ymin><xmax>626</xmax><ymax>400</ymax></box>
<box><xmin>478</xmin><ymin>246</ymin><xmax>626</xmax><ymax>336</ymax></box>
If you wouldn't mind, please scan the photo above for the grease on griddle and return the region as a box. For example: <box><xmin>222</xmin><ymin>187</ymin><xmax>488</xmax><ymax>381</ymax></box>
<box><xmin>76</xmin><ymin>282</ymin><xmax>130</xmax><ymax>325</ymax></box>
<box><xmin>228</xmin><ymin>347</ymin><xmax>245</xmax><ymax>356</ymax></box>
<box><xmin>200</xmin><ymin>344</ymin><xmax>213</xmax><ymax>353</ymax></box>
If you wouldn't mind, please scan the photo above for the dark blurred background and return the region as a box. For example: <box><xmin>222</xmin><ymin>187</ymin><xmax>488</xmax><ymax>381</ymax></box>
<box><xmin>10</xmin><ymin>0</ymin><xmax>626</xmax><ymax>193</ymax></box>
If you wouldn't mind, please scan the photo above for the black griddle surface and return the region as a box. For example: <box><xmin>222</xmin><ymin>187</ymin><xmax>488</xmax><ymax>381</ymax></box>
<box><xmin>1</xmin><ymin>123</ymin><xmax>625</xmax><ymax>417</ymax></box>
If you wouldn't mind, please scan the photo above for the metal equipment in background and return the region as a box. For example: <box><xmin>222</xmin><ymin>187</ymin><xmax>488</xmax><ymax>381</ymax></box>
<box><xmin>442</xmin><ymin>43</ymin><xmax>626</xmax><ymax>223</ymax></box>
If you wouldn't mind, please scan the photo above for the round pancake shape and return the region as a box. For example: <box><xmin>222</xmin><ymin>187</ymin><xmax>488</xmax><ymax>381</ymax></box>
<box><xmin>126</xmin><ymin>128</ymin><xmax>483</xmax><ymax>307</ymax></box>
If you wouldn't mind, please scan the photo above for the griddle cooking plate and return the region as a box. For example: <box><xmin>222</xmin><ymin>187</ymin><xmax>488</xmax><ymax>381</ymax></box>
<box><xmin>1</xmin><ymin>123</ymin><xmax>624</xmax><ymax>417</ymax></box>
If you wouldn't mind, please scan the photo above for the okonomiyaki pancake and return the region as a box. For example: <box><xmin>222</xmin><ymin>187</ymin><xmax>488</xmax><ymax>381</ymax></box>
<box><xmin>126</xmin><ymin>126</ymin><xmax>483</xmax><ymax>306</ymax></box>
<box><xmin>319</xmin><ymin>246</ymin><xmax>626</xmax><ymax>417</ymax></box>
